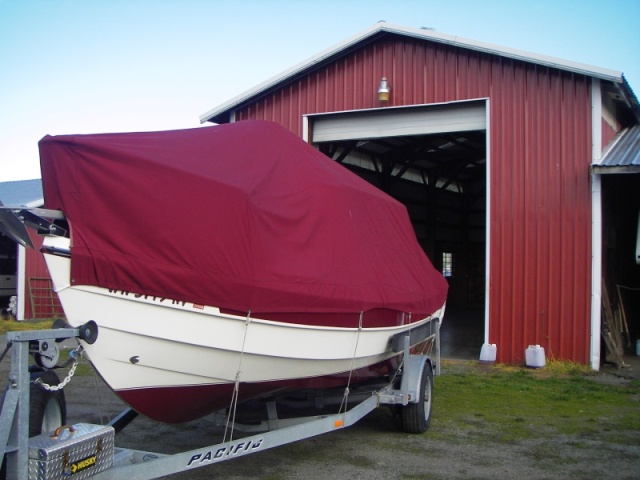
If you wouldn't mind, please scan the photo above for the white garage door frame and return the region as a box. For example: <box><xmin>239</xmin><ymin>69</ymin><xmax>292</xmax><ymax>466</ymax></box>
<box><xmin>303</xmin><ymin>98</ymin><xmax>492</xmax><ymax>350</ymax></box>
<box><xmin>304</xmin><ymin>99</ymin><xmax>487</xmax><ymax>142</ymax></box>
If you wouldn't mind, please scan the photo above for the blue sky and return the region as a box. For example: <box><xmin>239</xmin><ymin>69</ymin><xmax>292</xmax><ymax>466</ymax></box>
<box><xmin>1</xmin><ymin>0</ymin><xmax>638</xmax><ymax>181</ymax></box>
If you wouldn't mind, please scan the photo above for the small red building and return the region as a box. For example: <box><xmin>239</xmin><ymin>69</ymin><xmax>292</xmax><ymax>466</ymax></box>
<box><xmin>0</xmin><ymin>179</ymin><xmax>63</xmax><ymax>321</ymax></box>
<box><xmin>200</xmin><ymin>23</ymin><xmax>640</xmax><ymax>367</ymax></box>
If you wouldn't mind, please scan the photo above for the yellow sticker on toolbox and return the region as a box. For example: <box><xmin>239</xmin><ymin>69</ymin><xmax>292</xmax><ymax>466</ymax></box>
<box><xmin>67</xmin><ymin>455</ymin><xmax>97</xmax><ymax>475</ymax></box>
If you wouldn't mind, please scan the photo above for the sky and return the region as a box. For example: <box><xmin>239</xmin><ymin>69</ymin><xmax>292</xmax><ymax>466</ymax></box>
<box><xmin>1</xmin><ymin>0</ymin><xmax>639</xmax><ymax>182</ymax></box>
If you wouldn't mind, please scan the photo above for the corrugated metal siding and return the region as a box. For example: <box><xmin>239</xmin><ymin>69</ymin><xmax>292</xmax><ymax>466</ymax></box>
<box><xmin>234</xmin><ymin>36</ymin><xmax>594</xmax><ymax>364</ymax></box>
<box><xmin>0</xmin><ymin>179</ymin><xmax>42</xmax><ymax>206</ymax></box>
<box><xmin>598</xmin><ymin>124</ymin><xmax>640</xmax><ymax>170</ymax></box>
<box><xmin>490</xmin><ymin>66</ymin><xmax>592</xmax><ymax>363</ymax></box>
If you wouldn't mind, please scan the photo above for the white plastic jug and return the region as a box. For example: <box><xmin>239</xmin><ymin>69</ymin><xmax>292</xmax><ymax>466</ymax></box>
<box><xmin>479</xmin><ymin>343</ymin><xmax>497</xmax><ymax>363</ymax></box>
<box><xmin>525</xmin><ymin>345</ymin><xmax>545</xmax><ymax>368</ymax></box>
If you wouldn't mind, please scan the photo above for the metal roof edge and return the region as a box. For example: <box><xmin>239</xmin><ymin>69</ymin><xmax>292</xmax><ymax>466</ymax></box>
<box><xmin>381</xmin><ymin>23</ymin><xmax>623</xmax><ymax>81</ymax></box>
<box><xmin>0</xmin><ymin>179</ymin><xmax>44</xmax><ymax>207</ymax></box>
<box><xmin>199</xmin><ymin>21</ymin><xmax>626</xmax><ymax>124</ymax></box>
<box><xmin>199</xmin><ymin>22</ymin><xmax>386</xmax><ymax>124</ymax></box>
<box><xmin>24</xmin><ymin>198</ymin><xmax>44</xmax><ymax>208</ymax></box>
<box><xmin>591</xmin><ymin>165</ymin><xmax>640</xmax><ymax>174</ymax></box>
<box><xmin>618</xmin><ymin>74</ymin><xmax>640</xmax><ymax>122</ymax></box>
<box><xmin>593</xmin><ymin>124</ymin><xmax>640</xmax><ymax>173</ymax></box>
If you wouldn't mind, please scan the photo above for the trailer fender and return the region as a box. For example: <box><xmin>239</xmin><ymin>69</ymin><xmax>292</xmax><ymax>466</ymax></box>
<box><xmin>402</xmin><ymin>354</ymin><xmax>431</xmax><ymax>404</ymax></box>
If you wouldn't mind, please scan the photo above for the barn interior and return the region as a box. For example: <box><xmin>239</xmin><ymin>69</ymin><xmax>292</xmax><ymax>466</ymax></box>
<box><xmin>601</xmin><ymin>173</ymin><xmax>640</xmax><ymax>367</ymax></box>
<box><xmin>0</xmin><ymin>233</ymin><xmax>17</xmax><ymax>314</ymax></box>
<box><xmin>316</xmin><ymin>129</ymin><xmax>487</xmax><ymax>359</ymax></box>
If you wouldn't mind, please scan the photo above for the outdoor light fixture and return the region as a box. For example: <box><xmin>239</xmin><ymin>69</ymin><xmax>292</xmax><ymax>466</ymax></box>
<box><xmin>377</xmin><ymin>76</ymin><xmax>390</xmax><ymax>102</ymax></box>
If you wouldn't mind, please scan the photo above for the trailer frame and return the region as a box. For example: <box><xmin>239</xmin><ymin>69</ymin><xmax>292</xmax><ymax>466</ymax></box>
<box><xmin>1</xmin><ymin>319</ymin><xmax>439</xmax><ymax>480</ymax></box>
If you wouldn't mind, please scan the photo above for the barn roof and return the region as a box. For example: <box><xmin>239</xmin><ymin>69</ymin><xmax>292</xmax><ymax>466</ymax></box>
<box><xmin>0</xmin><ymin>179</ymin><xmax>43</xmax><ymax>207</ymax></box>
<box><xmin>200</xmin><ymin>22</ymin><xmax>639</xmax><ymax>124</ymax></box>
<box><xmin>593</xmin><ymin>124</ymin><xmax>640</xmax><ymax>174</ymax></box>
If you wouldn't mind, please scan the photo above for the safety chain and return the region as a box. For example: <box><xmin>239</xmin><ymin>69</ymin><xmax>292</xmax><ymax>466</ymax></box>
<box><xmin>35</xmin><ymin>345</ymin><xmax>85</xmax><ymax>392</ymax></box>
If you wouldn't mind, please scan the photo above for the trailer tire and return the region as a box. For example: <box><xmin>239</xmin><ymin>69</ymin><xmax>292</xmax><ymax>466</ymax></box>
<box><xmin>401</xmin><ymin>360</ymin><xmax>433</xmax><ymax>434</ymax></box>
<box><xmin>29</xmin><ymin>370</ymin><xmax>67</xmax><ymax>437</ymax></box>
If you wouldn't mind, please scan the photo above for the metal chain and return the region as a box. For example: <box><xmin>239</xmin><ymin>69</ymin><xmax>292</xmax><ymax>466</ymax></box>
<box><xmin>35</xmin><ymin>346</ymin><xmax>84</xmax><ymax>391</ymax></box>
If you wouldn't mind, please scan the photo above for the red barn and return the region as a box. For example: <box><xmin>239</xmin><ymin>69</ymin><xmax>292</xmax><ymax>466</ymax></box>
<box><xmin>200</xmin><ymin>23</ymin><xmax>640</xmax><ymax>367</ymax></box>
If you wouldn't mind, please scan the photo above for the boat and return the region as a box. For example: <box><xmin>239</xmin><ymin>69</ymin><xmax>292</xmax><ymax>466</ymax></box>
<box><xmin>22</xmin><ymin>120</ymin><xmax>449</xmax><ymax>423</ymax></box>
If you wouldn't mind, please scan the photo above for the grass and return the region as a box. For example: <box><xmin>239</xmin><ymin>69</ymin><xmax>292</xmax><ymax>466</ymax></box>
<box><xmin>0</xmin><ymin>318</ymin><xmax>56</xmax><ymax>335</ymax></box>
<box><xmin>431</xmin><ymin>360</ymin><xmax>640</xmax><ymax>445</ymax></box>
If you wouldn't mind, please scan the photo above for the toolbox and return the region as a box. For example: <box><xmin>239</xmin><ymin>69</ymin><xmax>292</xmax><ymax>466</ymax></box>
<box><xmin>28</xmin><ymin>423</ymin><xmax>114</xmax><ymax>480</ymax></box>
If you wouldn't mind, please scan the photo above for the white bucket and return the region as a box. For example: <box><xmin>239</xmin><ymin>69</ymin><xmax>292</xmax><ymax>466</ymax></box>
<box><xmin>479</xmin><ymin>343</ymin><xmax>497</xmax><ymax>363</ymax></box>
<box><xmin>525</xmin><ymin>345</ymin><xmax>546</xmax><ymax>368</ymax></box>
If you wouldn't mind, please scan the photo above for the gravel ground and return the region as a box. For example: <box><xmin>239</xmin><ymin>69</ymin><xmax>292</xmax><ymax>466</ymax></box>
<box><xmin>2</xmin><ymin>336</ymin><xmax>639</xmax><ymax>480</ymax></box>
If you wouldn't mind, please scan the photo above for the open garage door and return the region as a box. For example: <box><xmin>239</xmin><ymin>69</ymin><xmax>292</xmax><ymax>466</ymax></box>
<box><xmin>306</xmin><ymin>100</ymin><xmax>488</xmax><ymax>359</ymax></box>
<box><xmin>593</xmin><ymin>124</ymin><xmax>640</xmax><ymax>369</ymax></box>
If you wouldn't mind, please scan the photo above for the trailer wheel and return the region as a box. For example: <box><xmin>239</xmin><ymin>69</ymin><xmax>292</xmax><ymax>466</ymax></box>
<box><xmin>401</xmin><ymin>361</ymin><xmax>433</xmax><ymax>433</ymax></box>
<box><xmin>29</xmin><ymin>370</ymin><xmax>67</xmax><ymax>437</ymax></box>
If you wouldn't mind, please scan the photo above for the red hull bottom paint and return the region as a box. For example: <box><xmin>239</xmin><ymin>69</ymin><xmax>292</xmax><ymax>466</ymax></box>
<box><xmin>115</xmin><ymin>357</ymin><xmax>402</xmax><ymax>423</ymax></box>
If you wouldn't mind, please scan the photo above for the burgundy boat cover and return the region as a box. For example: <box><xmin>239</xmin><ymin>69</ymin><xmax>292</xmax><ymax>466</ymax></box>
<box><xmin>40</xmin><ymin>120</ymin><xmax>447</xmax><ymax>326</ymax></box>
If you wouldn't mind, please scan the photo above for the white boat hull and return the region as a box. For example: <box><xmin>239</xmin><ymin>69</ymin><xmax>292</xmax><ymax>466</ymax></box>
<box><xmin>43</xmin><ymin>236</ymin><xmax>444</xmax><ymax>423</ymax></box>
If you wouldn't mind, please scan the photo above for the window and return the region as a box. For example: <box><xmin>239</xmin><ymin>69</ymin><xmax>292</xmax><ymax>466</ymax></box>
<box><xmin>442</xmin><ymin>252</ymin><xmax>454</xmax><ymax>278</ymax></box>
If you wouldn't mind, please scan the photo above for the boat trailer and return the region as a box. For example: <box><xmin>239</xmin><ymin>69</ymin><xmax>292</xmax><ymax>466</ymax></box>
<box><xmin>1</xmin><ymin>320</ymin><xmax>440</xmax><ymax>480</ymax></box>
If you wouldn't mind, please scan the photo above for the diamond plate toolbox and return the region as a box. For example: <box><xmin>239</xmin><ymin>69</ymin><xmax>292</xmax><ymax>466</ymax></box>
<box><xmin>28</xmin><ymin>423</ymin><xmax>114</xmax><ymax>480</ymax></box>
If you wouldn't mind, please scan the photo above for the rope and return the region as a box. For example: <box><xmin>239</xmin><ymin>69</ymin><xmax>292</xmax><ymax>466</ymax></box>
<box><xmin>91</xmin><ymin>362</ymin><xmax>111</xmax><ymax>425</ymax></box>
<box><xmin>338</xmin><ymin>311</ymin><xmax>363</xmax><ymax>415</ymax></box>
<box><xmin>224</xmin><ymin>310</ymin><xmax>251</xmax><ymax>443</ymax></box>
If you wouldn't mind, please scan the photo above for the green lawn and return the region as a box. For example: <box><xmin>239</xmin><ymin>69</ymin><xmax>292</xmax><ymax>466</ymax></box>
<box><xmin>432</xmin><ymin>361</ymin><xmax>640</xmax><ymax>445</ymax></box>
<box><xmin>0</xmin><ymin>319</ymin><xmax>55</xmax><ymax>335</ymax></box>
